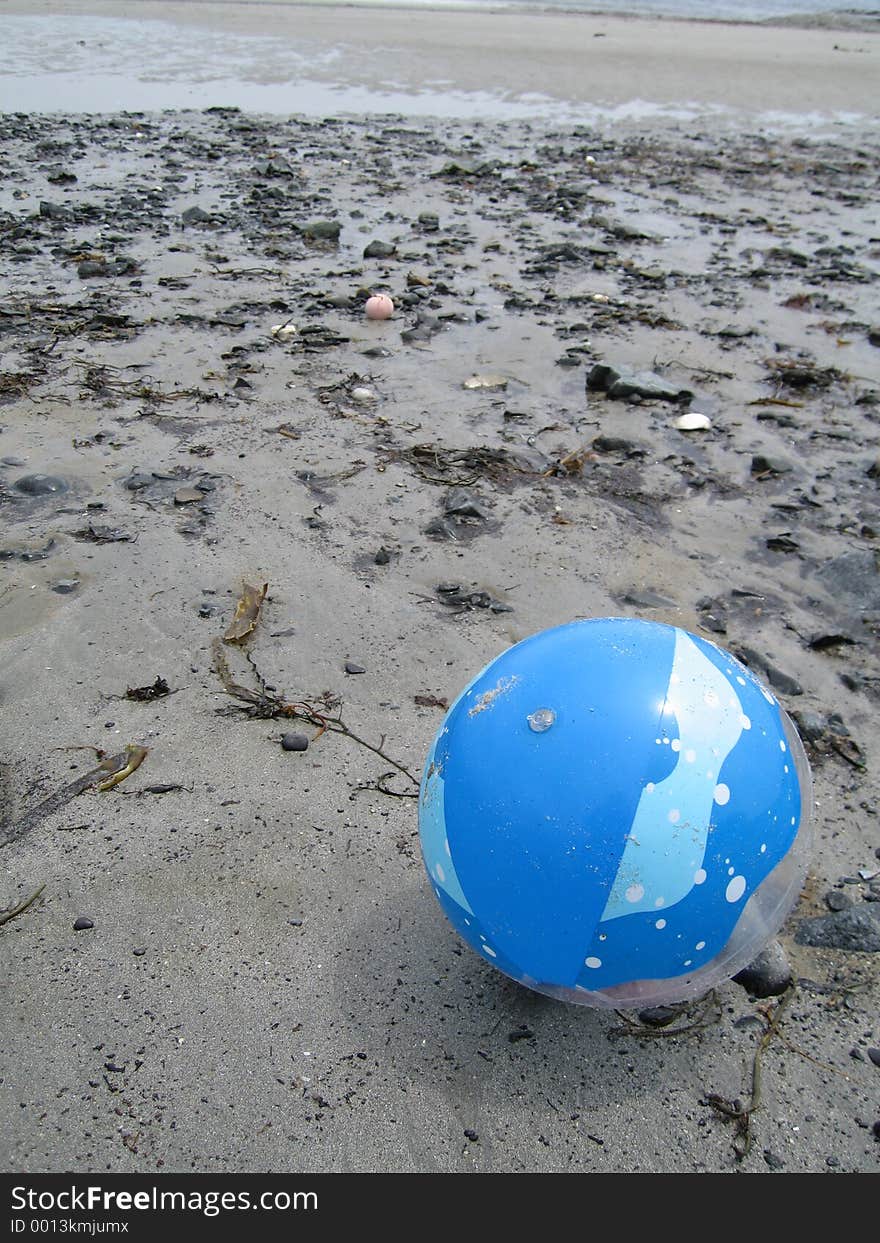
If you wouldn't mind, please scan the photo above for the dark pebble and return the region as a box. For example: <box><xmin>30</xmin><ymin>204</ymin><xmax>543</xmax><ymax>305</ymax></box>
<box><xmin>132</xmin><ymin>947</ymin><xmax>147</xmax><ymax>956</ymax></box>
<box><xmin>124</xmin><ymin>470</ymin><xmax>154</xmax><ymax>491</ymax></box>
<box><xmin>73</xmin><ymin>917</ymin><xmax>94</xmax><ymax>931</ymax></box>
<box><xmin>463</xmin><ymin>1129</ymin><xmax>479</xmax><ymax>1142</ymax></box>
<box><xmin>733</xmin><ymin>940</ymin><xmax>792</xmax><ymax>998</ymax></box>
<box><xmin>363</xmin><ymin>239</ymin><xmax>396</xmax><ymax>259</ymax></box>
<box><xmin>795</xmin><ymin>906</ymin><xmax>880</xmax><ymax>952</ymax></box>
<box><xmin>816</xmin><ymin>549</ymin><xmax>880</xmax><ymax>612</ymax></box>
<box><xmin>826</xmin><ymin>1155</ymin><xmax>840</xmax><ymax>1168</ymax></box>
<box><xmin>444</xmin><ymin>489</ymin><xmax>488</xmax><ymax>519</ymax></box>
<box><xmin>14</xmin><ymin>473</ymin><xmax>68</xmax><ymax>496</ymax></box>
<box><xmin>737</xmin><ymin>645</ymin><xmax>803</xmax><ymax>696</ymax></box>
<box><xmin>181</xmin><ymin>205</ymin><xmax>213</xmax><ymax>225</ymax></box>
<box><xmin>288</xmin><ymin>918</ymin><xmax>303</xmax><ymax>927</ymax></box>
<box><xmin>302</xmin><ymin>220</ymin><xmax>340</xmax><ymax>241</ymax></box>
<box><xmin>344</xmin><ymin>662</ymin><xmax>366</xmax><ymax>675</ymax></box>
<box><xmin>873</xmin><ymin>1121</ymin><xmax>880</xmax><ymax>1140</ymax></box>
<box><xmin>425</xmin><ymin>517</ymin><xmax>460</xmax><ymax>540</ymax></box>
<box><xmin>77</xmin><ymin>260</ymin><xmax>108</xmax><ymax>279</ymax></box>
<box><xmin>281</xmin><ymin>732</ymin><xmax>309</xmax><ymax>752</ymax></box>
<box><xmin>638</xmin><ymin>1005</ymin><xmax>679</xmax><ymax>1028</ymax></box>
<box><xmin>51</xmin><ymin>579</ymin><xmax>80</xmax><ymax>594</ymax></box>
<box><xmin>39</xmin><ymin>200</ymin><xmax>68</xmax><ymax>219</ymax></box>
<box><xmin>751</xmin><ymin>453</ymin><xmax>793</xmax><ymax>476</ymax></box>
<box><xmin>825</xmin><ymin>890</ymin><xmax>852</xmax><ymax>912</ymax></box>
<box><xmin>508</xmin><ymin>1026</ymin><xmax>534</xmax><ymax>1043</ymax></box>
<box><xmin>867</xmin><ymin>1048</ymin><xmax>880</xmax><ymax>1068</ymax></box>
<box><xmin>374</xmin><ymin>547</ymin><xmax>391</xmax><ymax>565</ymax></box>
<box><xmin>763</xmin><ymin>1150</ymin><xmax>785</xmax><ymax>1170</ymax></box>
<box><xmin>793</xmin><ymin>710</ymin><xmax>828</xmax><ymax>744</ymax></box>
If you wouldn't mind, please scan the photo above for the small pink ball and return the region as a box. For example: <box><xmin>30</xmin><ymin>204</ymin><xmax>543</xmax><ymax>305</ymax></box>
<box><xmin>365</xmin><ymin>294</ymin><xmax>394</xmax><ymax>320</ymax></box>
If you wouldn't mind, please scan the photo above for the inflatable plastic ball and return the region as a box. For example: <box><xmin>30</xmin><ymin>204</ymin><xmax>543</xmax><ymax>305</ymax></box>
<box><xmin>365</xmin><ymin>294</ymin><xmax>394</xmax><ymax>320</ymax></box>
<box><xmin>418</xmin><ymin>617</ymin><xmax>812</xmax><ymax>1008</ymax></box>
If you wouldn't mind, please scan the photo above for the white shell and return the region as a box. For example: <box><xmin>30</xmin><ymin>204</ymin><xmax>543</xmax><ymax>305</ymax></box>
<box><xmin>350</xmin><ymin>387</ymin><xmax>376</xmax><ymax>403</ymax></box>
<box><xmin>271</xmin><ymin>323</ymin><xmax>297</xmax><ymax>340</ymax></box>
<box><xmin>674</xmin><ymin>412</ymin><xmax>712</xmax><ymax>431</ymax></box>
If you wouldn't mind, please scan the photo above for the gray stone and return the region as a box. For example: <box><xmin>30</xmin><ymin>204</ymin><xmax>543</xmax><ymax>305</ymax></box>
<box><xmin>73</xmin><ymin>916</ymin><xmax>94</xmax><ymax>931</ymax></box>
<box><xmin>737</xmin><ymin>646</ymin><xmax>803</xmax><ymax>696</ymax></box>
<box><xmin>281</xmin><ymin>733</ymin><xmax>309</xmax><ymax>752</ymax></box>
<box><xmin>795</xmin><ymin>906</ymin><xmax>880</xmax><ymax>952</ymax></box>
<box><xmin>444</xmin><ymin>489</ymin><xmax>488</xmax><ymax>519</ymax></box>
<box><xmin>586</xmin><ymin>362</ymin><xmax>693</xmax><ymax>403</ymax></box>
<box><xmin>363</xmin><ymin>239</ymin><xmax>396</xmax><ymax>259</ymax></box>
<box><xmin>733</xmin><ymin>940</ymin><xmax>792</xmax><ymax>998</ymax></box>
<box><xmin>751</xmin><ymin>453</ymin><xmax>794</xmax><ymax>476</ymax></box>
<box><xmin>39</xmin><ymin>201</ymin><xmax>68</xmax><ymax>219</ymax></box>
<box><xmin>78</xmin><ymin>260</ymin><xmax>108</xmax><ymax>278</ymax></box>
<box><xmin>816</xmin><ymin>549</ymin><xmax>880</xmax><ymax>612</ymax></box>
<box><xmin>302</xmin><ymin>220</ymin><xmax>340</xmax><ymax>241</ymax></box>
<box><xmin>124</xmin><ymin>470</ymin><xmax>154</xmax><ymax>491</ymax></box>
<box><xmin>181</xmin><ymin>205</ymin><xmax>212</xmax><ymax>225</ymax></box>
<box><xmin>637</xmin><ymin>1006</ymin><xmax>678</xmax><ymax>1027</ymax></box>
<box><xmin>792</xmin><ymin>710</ymin><xmax>827</xmax><ymax>744</ymax></box>
<box><xmin>14</xmin><ymin>474</ymin><xmax>68</xmax><ymax>496</ymax></box>
<box><xmin>51</xmin><ymin>579</ymin><xmax>79</xmax><ymax>594</ymax></box>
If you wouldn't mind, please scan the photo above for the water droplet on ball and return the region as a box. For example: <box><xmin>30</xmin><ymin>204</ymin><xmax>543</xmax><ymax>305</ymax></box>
<box><xmin>527</xmin><ymin>708</ymin><xmax>556</xmax><ymax>733</ymax></box>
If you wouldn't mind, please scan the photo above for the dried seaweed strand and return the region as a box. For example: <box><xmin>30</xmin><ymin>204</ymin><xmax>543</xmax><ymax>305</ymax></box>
<box><xmin>213</xmin><ymin>640</ymin><xmax>419</xmax><ymax>789</ymax></box>
<box><xmin>0</xmin><ymin>883</ymin><xmax>46</xmax><ymax>928</ymax></box>
<box><xmin>1</xmin><ymin>749</ymin><xmax>142</xmax><ymax>847</ymax></box>
<box><xmin>705</xmin><ymin>984</ymin><xmax>795</xmax><ymax>1160</ymax></box>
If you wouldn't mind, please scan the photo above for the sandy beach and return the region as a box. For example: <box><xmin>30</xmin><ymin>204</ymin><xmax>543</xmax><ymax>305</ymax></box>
<box><xmin>1</xmin><ymin>1</ymin><xmax>879</xmax><ymax>1179</ymax></box>
<box><xmin>2</xmin><ymin>0</ymin><xmax>879</xmax><ymax>119</ymax></box>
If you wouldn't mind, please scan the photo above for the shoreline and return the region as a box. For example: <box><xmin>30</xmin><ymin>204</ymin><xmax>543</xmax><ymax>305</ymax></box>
<box><xmin>1</xmin><ymin>1</ymin><xmax>878</xmax><ymax>125</ymax></box>
<box><xmin>6</xmin><ymin>0</ymin><xmax>880</xmax><ymax>35</ymax></box>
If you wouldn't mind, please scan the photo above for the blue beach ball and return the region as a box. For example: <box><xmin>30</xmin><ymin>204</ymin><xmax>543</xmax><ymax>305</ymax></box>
<box><xmin>418</xmin><ymin>618</ymin><xmax>812</xmax><ymax>1008</ymax></box>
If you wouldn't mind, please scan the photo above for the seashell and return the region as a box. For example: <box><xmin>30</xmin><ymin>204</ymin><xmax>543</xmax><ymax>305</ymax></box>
<box><xmin>674</xmin><ymin>412</ymin><xmax>712</xmax><ymax>431</ymax></box>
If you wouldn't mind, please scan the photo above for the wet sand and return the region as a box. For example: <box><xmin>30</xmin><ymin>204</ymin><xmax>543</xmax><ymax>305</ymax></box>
<box><xmin>1</xmin><ymin>0</ymin><xmax>879</xmax><ymax>120</ymax></box>
<box><xmin>1</xmin><ymin>2</ymin><xmax>880</xmax><ymax>1178</ymax></box>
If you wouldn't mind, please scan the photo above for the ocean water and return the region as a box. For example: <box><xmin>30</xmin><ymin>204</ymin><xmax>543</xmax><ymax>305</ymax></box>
<box><xmin>300</xmin><ymin>0</ymin><xmax>880</xmax><ymax>20</ymax></box>
<box><xmin>0</xmin><ymin>1</ymin><xmax>877</xmax><ymax>122</ymax></box>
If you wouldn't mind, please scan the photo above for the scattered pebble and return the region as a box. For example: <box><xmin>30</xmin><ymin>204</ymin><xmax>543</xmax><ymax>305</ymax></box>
<box><xmin>344</xmin><ymin>662</ymin><xmax>366</xmax><ymax>675</ymax></box>
<box><xmin>281</xmin><ymin>732</ymin><xmax>309</xmax><ymax>752</ymax></box>
<box><xmin>363</xmin><ymin>240</ymin><xmax>396</xmax><ymax>259</ymax></box>
<box><xmin>795</xmin><ymin>906</ymin><xmax>880</xmax><ymax>952</ymax></box>
<box><xmin>638</xmin><ymin>1006</ymin><xmax>679</xmax><ymax>1027</ymax></box>
<box><xmin>732</xmin><ymin>940</ymin><xmax>792</xmax><ymax>998</ymax></box>
<box><xmin>13</xmin><ymin>473</ymin><xmax>68</xmax><ymax>495</ymax></box>
<box><xmin>73</xmin><ymin>917</ymin><xmax>94</xmax><ymax>931</ymax></box>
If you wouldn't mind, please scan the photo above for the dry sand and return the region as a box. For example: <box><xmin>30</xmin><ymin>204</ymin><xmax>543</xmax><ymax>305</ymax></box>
<box><xmin>1</xmin><ymin>1</ymin><xmax>879</xmax><ymax>1177</ymax></box>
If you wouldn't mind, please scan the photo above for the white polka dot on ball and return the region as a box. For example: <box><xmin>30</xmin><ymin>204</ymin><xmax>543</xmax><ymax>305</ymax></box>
<box><xmin>726</xmin><ymin>875</ymin><xmax>746</xmax><ymax>903</ymax></box>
